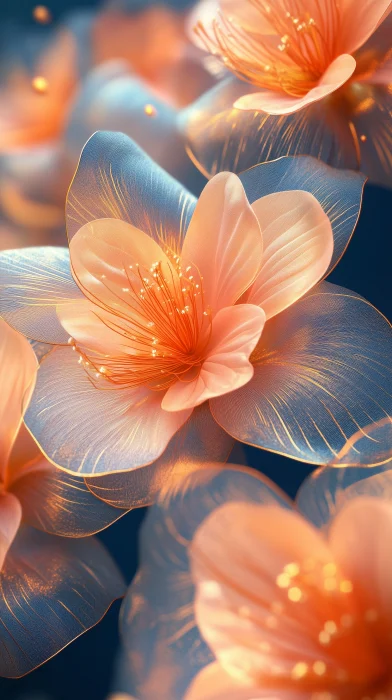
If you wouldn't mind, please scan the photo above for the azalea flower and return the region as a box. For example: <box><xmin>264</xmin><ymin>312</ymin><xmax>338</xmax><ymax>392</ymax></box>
<box><xmin>0</xmin><ymin>317</ymin><xmax>125</xmax><ymax>678</ymax></box>
<box><xmin>180</xmin><ymin>0</ymin><xmax>392</xmax><ymax>188</ymax></box>
<box><xmin>0</xmin><ymin>131</ymin><xmax>391</xmax><ymax>503</ymax></box>
<box><xmin>118</xmin><ymin>441</ymin><xmax>392</xmax><ymax>699</ymax></box>
<box><xmin>0</xmin><ymin>4</ymin><xmax>214</xmax><ymax>249</ymax></box>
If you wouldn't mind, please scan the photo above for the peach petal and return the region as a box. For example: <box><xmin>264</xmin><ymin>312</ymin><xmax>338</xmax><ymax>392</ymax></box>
<box><xmin>181</xmin><ymin>173</ymin><xmax>263</xmax><ymax>314</ymax></box>
<box><xmin>234</xmin><ymin>55</ymin><xmax>356</xmax><ymax>115</ymax></box>
<box><xmin>338</xmin><ymin>0</ymin><xmax>392</xmax><ymax>55</ymax></box>
<box><xmin>248</xmin><ymin>191</ymin><xmax>333</xmax><ymax>318</ymax></box>
<box><xmin>162</xmin><ymin>304</ymin><xmax>265</xmax><ymax>412</ymax></box>
<box><xmin>0</xmin><ymin>492</ymin><xmax>21</xmax><ymax>571</ymax></box>
<box><xmin>0</xmin><ymin>319</ymin><xmax>37</xmax><ymax>479</ymax></box>
<box><xmin>185</xmin><ymin>661</ymin><xmax>257</xmax><ymax>700</ymax></box>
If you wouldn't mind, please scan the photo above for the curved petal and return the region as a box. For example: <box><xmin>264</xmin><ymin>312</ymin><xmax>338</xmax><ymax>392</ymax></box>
<box><xmin>9</xmin><ymin>457</ymin><xmax>126</xmax><ymax>537</ymax></box>
<box><xmin>162</xmin><ymin>305</ymin><xmax>265</xmax><ymax>411</ymax></box>
<box><xmin>0</xmin><ymin>525</ymin><xmax>125</xmax><ymax>678</ymax></box>
<box><xmin>185</xmin><ymin>662</ymin><xmax>274</xmax><ymax>700</ymax></box>
<box><xmin>248</xmin><ymin>191</ymin><xmax>333</xmax><ymax>318</ymax></box>
<box><xmin>234</xmin><ymin>55</ymin><xmax>356</xmax><ymax>115</ymax></box>
<box><xmin>0</xmin><ymin>492</ymin><xmax>21</xmax><ymax>571</ymax></box>
<box><xmin>66</xmin><ymin>131</ymin><xmax>196</xmax><ymax>251</ymax></box>
<box><xmin>338</xmin><ymin>0</ymin><xmax>392</xmax><ymax>54</ymax></box>
<box><xmin>210</xmin><ymin>282</ymin><xmax>392</xmax><ymax>465</ymax></box>
<box><xmin>0</xmin><ymin>247</ymin><xmax>83</xmax><ymax>344</ymax></box>
<box><xmin>65</xmin><ymin>62</ymin><xmax>198</xmax><ymax>186</ymax></box>
<box><xmin>179</xmin><ymin>76</ymin><xmax>359</xmax><ymax>179</ymax></box>
<box><xmin>0</xmin><ymin>319</ymin><xmax>37</xmax><ymax>477</ymax></box>
<box><xmin>181</xmin><ymin>173</ymin><xmax>262</xmax><ymax>312</ymax></box>
<box><xmin>348</xmin><ymin>82</ymin><xmax>392</xmax><ymax>190</ymax></box>
<box><xmin>120</xmin><ymin>465</ymin><xmax>290</xmax><ymax>699</ymax></box>
<box><xmin>24</xmin><ymin>346</ymin><xmax>192</xmax><ymax>476</ymax></box>
<box><xmin>86</xmin><ymin>403</ymin><xmax>234</xmax><ymax>509</ymax></box>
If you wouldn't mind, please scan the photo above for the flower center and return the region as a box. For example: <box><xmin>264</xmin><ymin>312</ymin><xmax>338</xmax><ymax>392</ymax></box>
<box><xmin>72</xmin><ymin>253</ymin><xmax>212</xmax><ymax>391</ymax></box>
<box><xmin>196</xmin><ymin>0</ymin><xmax>341</xmax><ymax>96</ymax></box>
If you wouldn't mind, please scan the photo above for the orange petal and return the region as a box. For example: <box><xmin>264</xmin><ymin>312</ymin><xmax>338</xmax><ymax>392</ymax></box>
<box><xmin>248</xmin><ymin>191</ymin><xmax>333</xmax><ymax>318</ymax></box>
<box><xmin>0</xmin><ymin>318</ymin><xmax>37</xmax><ymax>478</ymax></box>
<box><xmin>0</xmin><ymin>492</ymin><xmax>21</xmax><ymax>571</ymax></box>
<box><xmin>181</xmin><ymin>173</ymin><xmax>263</xmax><ymax>313</ymax></box>
<box><xmin>24</xmin><ymin>346</ymin><xmax>192</xmax><ymax>476</ymax></box>
<box><xmin>162</xmin><ymin>305</ymin><xmax>265</xmax><ymax>411</ymax></box>
<box><xmin>338</xmin><ymin>0</ymin><xmax>392</xmax><ymax>54</ymax></box>
<box><xmin>234</xmin><ymin>55</ymin><xmax>356</xmax><ymax>115</ymax></box>
<box><xmin>185</xmin><ymin>662</ymin><xmax>255</xmax><ymax>700</ymax></box>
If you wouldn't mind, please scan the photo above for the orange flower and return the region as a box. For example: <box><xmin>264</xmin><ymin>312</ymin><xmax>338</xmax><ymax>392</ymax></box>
<box><xmin>181</xmin><ymin>0</ymin><xmax>392</xmax><ymax>186</ymax></box>
<box><xmin>0</xmin><ymin>318</ymin><xmax>124</xmax><ymax>677</ymax></box>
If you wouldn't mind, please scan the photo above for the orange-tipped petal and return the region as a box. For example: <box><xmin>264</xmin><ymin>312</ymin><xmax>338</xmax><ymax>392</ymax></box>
<box><xmin>0</xmin><ymin>492</ymin><xmax>21</xmax><ymax>571</ymax></box>
<box><xmin>181</xmin><ymin>173</ymin><xmax>263</xmax><ymax>313</ymax></box>
<box><xmin>24</xmin><ymin>346</ymin><xmax>192</xmax><ymax>476</ymax></box>
<box><xmin>66</xmin><ymin>131</ymin><xmax>196</xmax><ymax>248</ymax></box>
<box><xmin>211</xmin><ymin>283</ymin><xmax>392</xmax><ymax>465</ymax></box>
<box><xmin>0</xmin><ymin>318</ymin><xmax>37</xmax><ymax>477</ymax></box>
<box><xmin>234</xmin><ymin>55</ymin><xmax>356</xmax><ymax>115</ymax></box>
<box><xmin>0</xmin><ymin>247</ymin><xmax>83</xmax><ymax>344</ymax></box>
<box><xmin>0</xmin><ymin>525</ymin><xmax>124</xmax><ymax>677</ymax></box>
<box><xmin>248</xmin><ymin>191</ymin><xmax>333</xmax><ymax>318</ymax></box>
<box><xmin>338</xmin><ymin>0</ymin><xmax>392</xmax><ymax>55</ymax></box>
<box><xmin>9</xmin><ymin>457</ymin><xmax>126</xmax><ymax>537</ymax></box>
<box><xmin>162</xmin><ymin>305</ymin><xmax>265</xmax><ymax>411</ymax></box>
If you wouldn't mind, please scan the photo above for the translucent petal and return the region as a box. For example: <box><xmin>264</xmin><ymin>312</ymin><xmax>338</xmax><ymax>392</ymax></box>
<box><xmin>181</xmin><ymin>172</ymin><xmax>263</xmax><ymax>312</ymax></box>
<box><xmin>0</xmin><ymin>247</ymin><xmax>83</xmax><ymax>344</ymax></box>
<box><xmin>24</xmin><ymin>346</ymin><xmax>192</xmax><ymax>476</ymax></box>
<box><xmin>210</xmin><ymin>282</ymin><xmax>392</xmax><ymax>465</ymax></box>
<box><xmin>66</xmin><ymin>131</ymin><xmax>196</xmax><ymax>249</ymax></box>
<box><xmin>9</xmin><ymin>458</ymin><xmax>126</xmax><ymax>537</ymax></box>
<box><xmin>235</xmin><ymin>55</ymin><xmax>356</xmax><ymax>115</ymax></box>
<box><xmin>333</xmin><ymin>416</ymin><xmax>392</xmax><ymax>467</ymax></box>
<box><xmin>120</xmin><ymin>465</ymin><xmax>290</xmax><ymax>699</ymax></box>
<box><xmin>0</xmin><ymin>319</ymin><xmax>37</xmax><ymax>477</ymax></box>
<box><xmin>338</xmin><ymin>0</ymin><xmax>392</xmax><ymax>54</ymax></box>
<box><xmin>185</xmin><ymin>661</ymin><xmax>283</xmax><ymax>700</ymax></box>
<box><xmin>86</xmin><ymin>403</ymin><xmax>234</xmax><ymax>509</ymax></box>
<box><xmin>249</xmin><ymin>191</ymin><xmax>333</xmax><ymax>318</ymax></box>
<box><xmin>0</xmin><ymin>525</ymin><xmax>124</xmax><ymax>677</ymax></box>
<box><xmin>179</xmin><ymin>76</ymin><xmax>359</xmax><ymax>179</ymax></box>
<box><xmin>65</xmin><ymin>62</ymin><xmax>199</xmax><ymax>186</ymax></box>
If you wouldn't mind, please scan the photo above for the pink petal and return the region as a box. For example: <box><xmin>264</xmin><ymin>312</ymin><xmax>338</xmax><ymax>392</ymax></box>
<box><xmin>248</xmin><ymin>191</ymin><xmax>333</xmax><ymax>318</ymax></box>
<box><xmin>234</xmin><ymin>55</ymin><xmax>356</xmax><ymax>115</ymax></box>
<box><xmin>181</xmin><ymin>173</ymin><xmax>263</xmax><ymax>313</ymax></box>
<box><xmin>0</xmin><ymin>319</ymin><xmax>37</xmax><ymax>478</ymax></box>
<box><xmin>338</xmin><ymin>0</ymin><xmax>392</xmax><ymax>55</ymax></box>
<box><xmin>162</xmin><ymin>304</ymin><xmax>265</xmax><ymax>411</ymax></box>
<box><xmin>329</xmin><ymin>497</ymin><xmax>392</xmax><ymax>655</ymax></box>
<box><xmin>0</xmin><ymin>492</ymin><xmax>21</xmax><ymax>571</ymax></box>
<box><xmin>185</xmin><ymin>661</ymin><xmax>268</xmax><ymax>700</ymax></box>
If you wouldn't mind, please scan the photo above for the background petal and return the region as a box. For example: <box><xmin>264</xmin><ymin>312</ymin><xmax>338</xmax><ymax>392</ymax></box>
<box><xmin>0</xmin><ymin>319</ymin><xmax>37</xmax><ymax>477</ymax></box>
<box><xmin>248</xmin><ymin>191</ymin><xmax>333</xmax><ymax>318</ymax></box>
<box><xmin>66</xmin><ymin>131</ymin><xmax>196</xmax><ymax>250</ymax></box>
<box><xmin>181</xmin><ymin>173</ymin><xmax>262</xmax><ymax>312</ymax></box>
<box><xmin>0</xmin><ymin>492</ymin><xmax>21</xmax><ymax>571</ymax></box>
<box><xmin>0</xmin><ymin>525</ymin><xmax>124</xmax><ymax>678</ymax></box>
<box><xmin>179</xmin><ymin>77</ymin><xmax>359</xmax><ymax>179</ymax></box>
<box><xmin>86</xmin><ymin>403</ymin><xmax>234</xmax><ymax>509</ymax></box>
<box><xmin>24</xmin><ymin>346</ymin><xmax>192</xmax><ymax>476</ymax></box>
<box><xmin>0</xmin><ymin>247</ymin><xmax>82</xmax><ymax>344</ymax></box>
<box><xmin>210</xmin><ymin>282</ymin><xmax>392</xmax><ymax>465</ymax></box>
<box><xmin>338</xmin><ymin>0</ymin><xmax>392</xmax><ymax>54</ymax></box>
<box><xmin>120</xmin><ymin>465</ymin><xmax>290</xmax><ymax>699</ymax></box>
<box><xmin>9</xmin><ymin>457</ymin><xmax>127</xmax><ymax>537</ymax></box>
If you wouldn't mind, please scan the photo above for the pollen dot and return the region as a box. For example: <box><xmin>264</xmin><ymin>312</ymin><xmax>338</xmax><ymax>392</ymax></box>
<box><xmin>292</xmin><ymin>662</ymin><xmax>308</xmax><ymax>679</ymax></box>
<box><xmin>324</xmin><ymin>577</ymin><xmax>337</xmax><ymax>591</ymax></box>
<box><xmin>284</xmin><ymin>562</ymin><xmax>300</xmax><ymax>577</ymax></box>
<box><xmin>319</xmin><ymin>631</ymin><xmax>330</xmax><ymax>645</ymax></box>
<box><xmin>323</xmin><ymin>562</ymin><xmax>337</xmax><ymax>576</ymax></box>
<box><xmin>276</xmin><ymin>573</ymin><xmax>290</xmax><ymax>588</ymax></box>
<box><xmin>340</xmin><ymin>580</ymin><xmax>353</xmax><ymax>593</ymax></box>
<box><xmin>33</xmin><ymin>5</ymin><xmax>51</xmax><ymax>22</ymax></box>
<box><xmin>313</xmin><ymin>661</ymin><xmax>326</xmax><ymax>676</ymax></box>
<box><xmin>288</xmin><ymin>587</ymin><xmax>303</xmax><ymax>602</ymax></box>
<box><xmin>32</xmin><ymin>75</ymin><xmax>48</xmax><ymax>93</ymax></box>
<box><xmin>360</xmin><ymin>134</ymin><xmax>367</xmax><ymax>141</ymax></box>
<box><xmin>324</xmin><ymin>620</ymin><xmax>337</xmax><ymax>635</ymax></box>
<box><xmin>144</xmin><ymin>104</ymin><xmax>157</xmax><ymax>117</ymax></box>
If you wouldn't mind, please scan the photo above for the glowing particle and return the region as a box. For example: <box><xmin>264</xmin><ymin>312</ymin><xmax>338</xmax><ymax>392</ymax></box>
<box><xmin>340</xmin><ymin>580</ymin><xmax>353</xmax><ymax>593</ymax></box>
<box><xmin>276</xmin><ymin>573</ymin><xmax>291</xmax><ymax>588</ymax></box>
<box><xmin>33</xmin><ymin>5</ymin><xmax>51</xmax><ymax>23</ymax></box>
<box><xmin>288</xmin><ymin>587</ymin><xmax>303</xmax><ymax>602</ymax></box>
<box><xmin>313</xmin><ymin>661</ymin><xmax>326</xmax><ymax>676</ymax></box>
<box><xmin>360</xmin><ymin>134</ymin><xmax>367</xmax><ymax>142</ymax></box>
<box><xmin>323</xmin><ymin>562</ymin><xmax>337</xmax><ymax>576</ymax></box>
<box><xmin>144</xmin><ymin>104</ymin><xmax>157</xmax><ymax>117</ymax></box>
<box><xmin>324</xmin><ymin>577</ymin><xmax>337</xmax><ymax>591</ymax></box>
<box><xmin>32</xmin><ymin>75</ymin><xmax>48</xmax><ymax>94</ymax></box>
<box><xmin>284</xmin><ymin>562</ymin><xmax>300</xmax><ymax>577</ymax></box>
<box><xmin>319</xmin><ymin>631</ymin><xmax>330</xmax><ymax>645</ymax></box>
<box><xmin>292</xmin><ymin>662</ymin><xmax>308</xmax><ymax>679</ymax></box>
<box><xmin>324</xmin><ymin>620</ymin><xmax>337</xmax><ymax>635</ymax></box>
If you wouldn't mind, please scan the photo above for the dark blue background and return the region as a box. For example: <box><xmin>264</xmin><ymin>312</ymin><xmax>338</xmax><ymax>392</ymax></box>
<box><xmin>0</xmin><ymin>1</ymin><xmax>391</xmax><ymax>698</ymax></box>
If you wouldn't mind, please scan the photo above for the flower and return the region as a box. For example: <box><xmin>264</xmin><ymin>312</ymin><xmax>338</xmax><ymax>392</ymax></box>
<box><xmin>118</xmin><ymin>439</ymin><xmax>392</xmax><ymax>699</ymax></box>
<box><xmin>1</xmin><ymin>131</ymin><xmax>392</xmax><ymax>501</ymax></box>
<box><xmin>180</xmin><ymin>0</ymin><xmax>392</xmax><ymax>187</ymax></box>
<box><xmin>0</xmin><ymin>317</ymin><xmax>125</xmax><ymax>678</ymax></box>
<box><xmin>0</xmin><ymin>5</ymin><xmax>214</xmax><ymax>249</ymax></box>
